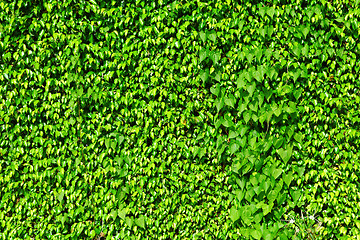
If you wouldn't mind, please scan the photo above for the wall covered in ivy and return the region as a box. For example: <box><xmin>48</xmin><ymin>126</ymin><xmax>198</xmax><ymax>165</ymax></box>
<box><xmin>0</xmin><ymin>0</ymin><xmax>359</xmax><ymax>239</ymax></box>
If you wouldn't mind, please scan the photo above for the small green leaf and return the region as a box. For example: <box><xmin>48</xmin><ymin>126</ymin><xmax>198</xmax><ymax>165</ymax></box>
<box><xmin>229</xmin><ymin>130</ymin><xmax>239</xmax><ymax>139</ymax></box>
<box><xmin>258</xmin><ymin>6</ymin><xmax>266</xmax><ymax>18</ymax></box>
<box><xmin>225</xmin><ymin>94</ymin><xmax>235</xmax><ymax>108</ymax></box>
<box><xmin>262</xmin><ymin>201</ymin><xmax>274</xmax><ymax>216</ymax></box>
<box><xmin>294</xmin><ymin>133</ymin><xmax>303</xmax><ymax>143</ymax></box>
<box><xmin>199</xmin><ymin>31</ymin><xmax>206</xmax><ymax>42</ymax></box>
<box><xmin>244</xmin><ymin>71</ymin><xmax>252</xmax><ymax>82</ymax></box>
<box><xmin>277</xmin><ymin>145</ymin><xmax>293</xmax><ymax>163</ymax></box>
<box><xmin>69</xmin><ymin>118</ymin><xmax>76</xmax><ymax>126</ymax></box>
<box><xmin>230</xmin><ymin>206</ymin><xmax>241</xmax><ymax>222</ymax></box>
<box><xmin>117</xmin><ymin>135</ymin><xmax>125</xmax><ymax>145</ymax></box>
<box><xmin>126</xmin><ymin>217</ymin><xmax>133</xmax><ymax>228</ymax></box>
<box><xmin>293</xmin><ymin>89</ymin><xmax>302</xmax><ymax>100</ymax></box>
<box><xmin>109</xmin><ymin>210</ymin><xmax>117</xmax><ymax>220</ymax></box>
<box><xmin>198</xmin><ymin>148</ymin><xmax>206</xmax><ymax>159</ymax></box>
<box><xmin>105</xmin><ymin>138</ymin><xmax>110</xmax><ymax>149</ymax></box>
<box><xmin>273</xmin><ymin>104</ymin><xmax>282</xmax><ymax>117</ymax></box>
<box><xmin>210</xmin><ymin>50</ymin><xmax>221</xmax><ymax>65</ymax></box>
<box><xmin>301</xmin><ymin>25</ymin><xmax>310</xmax><ymax>38</ymax></box>
<box><xmin>200</xmin><ymin>69</ymin><xmax>209</xmax><ymax>83</ymax></box>
<box><xmin>243</xmin><ymin>111</ymin><xmax>251</xmax><ymax>124</ymax></box>
<box><xmin>111</xmin><ymin>141</ymin><xmax>117</xmax><ymax>151</ymax></box>
<box><xmin>235</xmin><ymin>189</ymin><xmax>244</xmax><ymax>202</ymax></box>
<box><xmin>135</xmin><ymin>215</ymin><xmax>146</xmax><ymax>229</ymax></box>
<box><xmin>230</xmin><ymin>142</ymin><xmax>239</xmax><ymax>155</ymax></box>
<box><xmin>118</xmin><ymin>209</ymin><xmax>126</xmax><ymax>220</ymax></box>
<box><xmin>199</xmin><ymin>48</ymin><xmax>208</xmax><ymax>62</ymax></box>
<box><xmin>207</xmin><ymin>31</ymin><xmax>217</xmax><ymax>42</ymax></box>
<box><xmin>272</xmin><ymin>168</ymin><xmax>283</xmax><ymax>180</ymax></box>
<box><xmin>237</xmin><ymin>73</ymin><xmax>246</xmax><ymax>89</ymax></box>
<box><xmin>252</xmin><ymin>229</ymin><xmax>262</xmax><ymax>240</ymax></box>
<box><xmin>283</xmin><ymin>173</ymin><xmax>293</xmax><ymax>187</ymax></box>
<box><xmin>247</xmin><ymin>83</ymin><xmax>256</xmax><ymax>97</ymax></box>
<box><xmin>210</xmin><ymin>83</ymin><xmax>220</xmax><ymax>97</ymax></box>
<box><xmin>290</xmin><ymin>189</ymin><xmax>301</xmax><ymax>203</ymax></box>
<box><xmin>267</xmin><ymin>7</ymin><xmax>275</xmax><ymax>18</ymax></box>
<box><xmin>215</xmin><ymin>97</ymin><xmax>224</xmax><ymax>112</ymax></box>
<box><xmin>174</xmin><ymin>41</ymin><xmax>180</xmax><ymax>48</ymax></box>
<box><xmin>253</xmin><ymin>71</ymin><xmax>262</xmax><ymax>82</ymax></box>
<box><xmin>58</xmin><ymin>190</ymin><xmax>64</xmax><ymax>202</ymax></box>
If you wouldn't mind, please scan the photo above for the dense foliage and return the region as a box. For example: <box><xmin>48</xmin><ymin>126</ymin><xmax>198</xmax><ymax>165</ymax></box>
<box><xmin>1</xmin><ymin>0</ymin><xmax>359</xmax><ymax>239</ymax></box>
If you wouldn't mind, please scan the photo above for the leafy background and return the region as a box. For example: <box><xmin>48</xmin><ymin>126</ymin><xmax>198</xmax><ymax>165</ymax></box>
<box><xmin>0</xmin><ymin>0</ymin><xmax>359</xmax><ymax>239</ymax></box>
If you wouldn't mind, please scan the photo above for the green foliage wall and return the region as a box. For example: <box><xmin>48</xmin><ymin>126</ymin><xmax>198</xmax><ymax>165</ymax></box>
<box><xmin>1</xmin><ymin>0</ymin><xmax>359</xmax><ymax>239</ymax></box>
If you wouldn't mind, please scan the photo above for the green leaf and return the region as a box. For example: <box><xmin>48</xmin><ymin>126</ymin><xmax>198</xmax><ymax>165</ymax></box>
<box><xmin>210</xmin><ymin>50</ymin><xmax>221</xmax><ymax>65</ymax></box>
<box><xmin>69</xmin><ymin>118</ymin><xmax>76</xmax><ymax>126</ymax></box>
<box><xmin>268</xmin><ymin>67</ymin><xmax>278</xmax><ymax>79</ymax></box>
<box><xmin>109</xmin><ymin>210</ymin><xmax>117</xmax><ymax>220</ymax></box>
<box><xmin>174</xmin><ymin>41</ymin><xmax>180</xmax><ymax>48</ymax></box>
<box><xmin>254</xmin><ymin>48</ymin><xmax>263</xmax><ymax>62</ymax></box>
<box><xmin>293</xmin><ymin>89</ymin><xmax>302</xmax><ymax>100</ymax></box>
<box><xmin>126</xmin><ymin>217</ymin><xmax>133</xmax><ymax>228</ymax></box>
<box><xmin>267</xmin><ymin>7</ymin><xmax>275</xmax><ymax>18</ymax></box>
<box><xmin>198</xmin><ymin>148</ymin><xmax>206</xmax><ymax>159</ymax></box>
<box><xmin>230</xmin><ymin>206</ymin><xmax>241</xmax><ymax>222</ymax></box>
<box><xmin>207</xmin><ymin>31</ymin><xmax>217</xmax><ymax>42</ymax></box>
<box><xmin>235</xmin><ymin>189</ymin><xmax>244</xmax><ymax>202</ymax></box>
<box><xmin>244</xmin><ymin>71</ymin><xmax>252</xmax><ymax>82</ymax></box>
<box><xmin>118</xmin><ymin>209</ymin><xmax>126</xmax><ymax>220</ymax></box>
<box><xmin>200</xmin><ymin>69</ymin><xmax>209</xmax><ymax>83</ymax></box>
<box><xmin>240</xmin><ymin>205</ymin><xmax>254</xmax><ymax>226</ymax></box>
<box><xmin>199</xmin><ymin>31</ymin><xmax>206</xmax><ymax>42</ymax></box>
<box><xmin>272</xmin><ymin>168</ymin><xmax>283</xmax><ymax>180</ymax></box>
<box><xmin>225</xmin><ymin>94</ymin><xmax>235</xmax><ymax>108</ymax></box>
<box><xmin>237</xmin><ymin>73</ymin><xmax>246</xmax><ymax>89</ymax></box>
<box><xmin>245</xmin><ymin>52</ymin><xmax>254</xmax><ymax>64</ymax></box>
<box><xmin>57</xmin><ymin>190</ymin><xmax>64</xmax><ymax>202</ymax></box>
<box><xmin>243</xmin><ymin>111</ymin><xmax>251</xmax><ymax>124</ymax></box>
<box><xmin>259</xmin><ymin>27</ymin><xmax>266</xmax><ymax>38</ymax></box>
<box><xmin>215</xmin><ymin>71</ymin><xmax>221</xmax><ymax>82</ymax></box>
<box><xmin>301</xmin><ymin>25</ymin><xmax>310</xmax><ymax>38</ymax></box>
<box><xmin>302</xmin><ymin>44</ymin><xmax>309</xmax><ymax>56</ymax></box>
<box><xmin>290</xmin><ymin>189</ymin><xmax>301</xmax><ymax>203</ymax></box>
<box><xmin>247</xmin><ymin>83</ymin><xmax>256</xmax><ymax>97</ymax></box>
<box><xmin>111</xmin><ymin>140</ymin><xmax>117</xmax><ymax>151</ymax></box>
<box><xmin>210</xmin><ymin>83</ymin><xmax>220</xmax><ymax>97</ymax></box>
<box><xmin>306</xmin><ymin>7</ymin><xmax>313</xmax><ymax>19</ymax></box>
<box><xmin>199</xmin><ymin>48</ymin><xmax>208</xmax><ymax>62</ymax></box>
<box><xmin>117</xmin><ymin>135</ymin><xmax>125</xmax><ymax>145</ymax></box>
<box><xmin>273</xmin><ymin>104</ymin><xmax>282</xmax><ymax>117</ymax></box>
<box><xmin>277</xmin><ymin>145</ymin><xmax>293</xmax><ymax>163</ymax></box>
<box><xmin>229</xmin><ymin>130</ymin><xmax>239</xmax><ymax>139</ymax></box>
<box><xmin>230</xmin><ymin>142</ymin><xmax>239</xmax><ymax>155</ymax></box>
<box><xmin>253</xmin><ymin>71</ymin><xmax>262</xmax><ymax>82</ymax></box>
<box><xmin>273</xmin><ymin>137</ymin><xmax>284</xmax><ymax>149</ymax></box>
<box><xmin>293</xmin><ymin>69</ymin><xmax>301</xmax><ymax>81</ymax></box>
<box><xmin>215</xmin><ymin>97</ymin><xmax>224</xmax><ymax>112</ymax></box>
<box><xmin>135</xmin><ymin>215</ymin><xmax>146</xmax><ymax>229</ymax></box>
<box><xmin>283</xmin><ymin>173</ymin><xmax>293</xmax><ymax>187</ymax></box>
<box><xmin>258</xmin><ymin>6</ymin><xmax>266</xmax><ymax>18</ymax></box>
<box><xmin>262</xmin><ymin>201</ymin><xmax>274</xmax><ymax>216</ymax></box>
<box><xmin>105</xmin><ymin>138</ymin><xmax>110</xmax><ymax>149</ymax></box>
<box><xmin>252</xmin><ymin>229</ymin><xmax>262</xmax><ymax>240</ymax></box>
<box><xmin>293</xmin><ymin>44</ymin><xmax>301</xmax><ymax>57</ymax></box>
<box><xmin>294</xmin><ymin>133</ymin><xmax>303</xmax><ymax>143</ymax></box>
<box><xmin>192</xmin><ymin>146</ymin><xmax>200</xmax><ymax>158</ymax></box>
